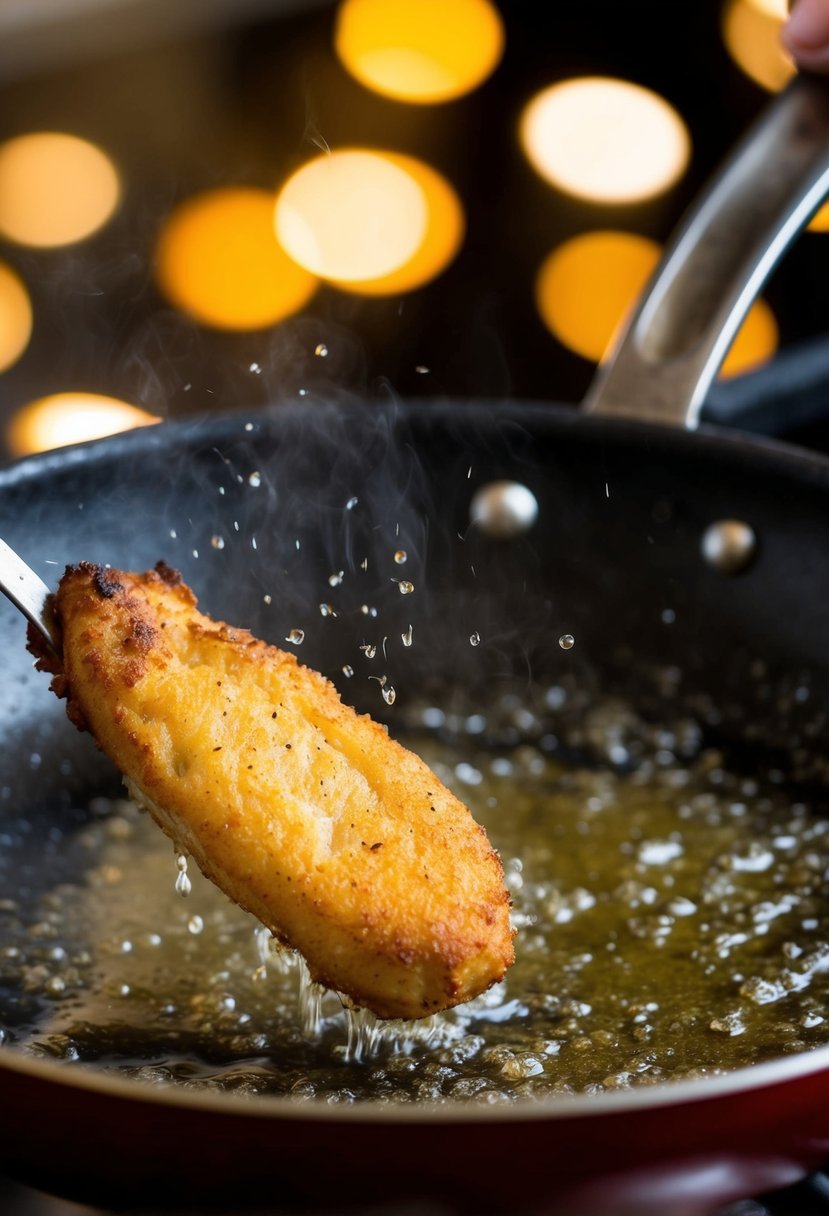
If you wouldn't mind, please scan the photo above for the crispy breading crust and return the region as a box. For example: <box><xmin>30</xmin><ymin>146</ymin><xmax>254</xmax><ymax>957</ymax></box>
<box><xmin>29</xmin><ymin>562</ymin><xmax>514</xmax><ymax>1020</ymax></box>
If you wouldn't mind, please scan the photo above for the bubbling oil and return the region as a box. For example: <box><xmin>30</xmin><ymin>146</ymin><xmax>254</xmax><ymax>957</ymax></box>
<box><xmin>2</xmin><ymin>692</ymin><xmax>829</xmax><ymax>1102</ymax></box>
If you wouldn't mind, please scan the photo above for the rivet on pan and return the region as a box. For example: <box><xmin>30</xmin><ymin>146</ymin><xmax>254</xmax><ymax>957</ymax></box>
<box><xmin>701</xmin><ymin>519</ymin><xmax>757</xmax><ymax>575</ymax></box>
<box><xmin>469</xmin><ymin>481</ymin><xmax>539</xmax><ymax>539</ymax></box>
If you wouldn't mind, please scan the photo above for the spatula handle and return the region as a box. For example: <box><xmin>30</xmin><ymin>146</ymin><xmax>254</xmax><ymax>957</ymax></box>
<box><xmin>0</xmin><ymin>536</ymin><xmax>59</xmax><ymax>653</ymax></box>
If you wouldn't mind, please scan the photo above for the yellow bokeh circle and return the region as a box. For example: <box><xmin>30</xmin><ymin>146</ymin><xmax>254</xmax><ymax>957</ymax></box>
<box><xmin>334</xmin><ymin>0</ymin><xmax>504</xmax><ymax>104</ymax></box>
<box><xmin>7</xmin><ymin>392</ymin><xmax>159</xmax><ymax>458</ymax></box>
<box><xmin>535</xmin><ymin>230</ymin><xmax>777</xmax><ymax>377</ymax></box>
<box><xmin>340</xmin><ymin>153</ymin><xmax>464</xmax><ymax>295</ymax></box>
<box><xmin>720</xmin><ymin>296</ymin><xmax>779</xmax><ymax>378</ymax></box>
<box><xmin>721</xmin><ymin>0</ymin><xmax>794</xmax><ymax>93</ymax></box>
<box><xmin>808</xmin><ymin>201</ymin><xmax>829</xmax><ymax>233</ymax></box>
<box><xmin>275</xmin><ymin>149</ymin><xmax>428</xmax><ymax>284</ymax></box>
<box><xmin>0</xmin><ymin>132</ymin><xmax>120</xmax><ymax>248</ymax></box>
<box><xmin>520</xmin><ymin>77</ymin><xmax>691</xmax><ymax>205</ymax></box>
<box><xmin>536</xmin><ymin>231</ymin><xmax>660</xmax><ymax>363</ymax></box>
<box><xmin>0</xmin><ymin>262</ymin><xmax>32</xmax><ymax>373</ymax></box>
<box><xmin>155</xmin><ymin>187</ymin><xmax>318</xmax><ymax>330</ymax></box>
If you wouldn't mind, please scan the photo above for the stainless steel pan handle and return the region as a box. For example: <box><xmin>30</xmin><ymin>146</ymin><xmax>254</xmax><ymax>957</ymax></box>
<box><xmin>584</xmin><ymin>73</ymin><xmax>829</xmax><ymax>429</ymax></box>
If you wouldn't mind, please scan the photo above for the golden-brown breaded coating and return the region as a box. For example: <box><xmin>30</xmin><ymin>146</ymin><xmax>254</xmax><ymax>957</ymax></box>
<box><xmin>30</xmin><ymin>562</ymin><xmax>514</xmax><ymax>1020</ymax></box>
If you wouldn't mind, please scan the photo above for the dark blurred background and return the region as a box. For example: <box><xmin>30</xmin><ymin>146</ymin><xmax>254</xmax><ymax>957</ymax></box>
<box><xmin>0</xmin><ymin>0</ymin><xmax>821</xmax><ymax>458</ymax></box>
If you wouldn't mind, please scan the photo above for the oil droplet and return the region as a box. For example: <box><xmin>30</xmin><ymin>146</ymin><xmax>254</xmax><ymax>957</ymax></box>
<box><xmin>188</xmin><ymin>915</ymin><xmax>204</xmax><ymax>935</ymax></box>
<box><xmin>382</xmin><ymin>686</ymin><xmax>397</xmax><ymax>705</ymax></box>
<box><xmin>342</xmin><ymin>664</ymin><xmax>354</xmax><ymax>678</ymax></box>
<box><xmin>470</xmin><ymin>631</ymin><xmax>481</xmax><ymax>647</ymax></box>
<box><xmin>315</xmin><ymin>343</ymin><xmax>329</xmax><ymax>358</ymax></box>
<box><xmin>398</xmin><ymin>580</ymin><xmax>414</xmax><ymax>595</ymax></box>
<box><xmin>175</xmin><ymin>855</ymin><xmax>192</xmax><ymax>898</ymax></box>
<box><xmin>346</xmin><ymin>496</ymin><xmax>359</xmax><ymax>510</ymax></box>
<box><xmin>319</xmin><ymin>603</ymin><xmax>337</xmax><ymax>618</ymax></box>
<box><xmin>394</xmin><ymin>549</ymin><xmax>407</xmax><ymax>564</ymax></box>
<box><xmin>173</xmin><ymin>870</ymin><xmax>192</xmax><ymax>899</ymax></box>
<box><xmin>360</xmin><ymin>604</ymin><xmax>378</xmax><ymax>617</ymax></box>
<box><xmin>249</xmin><ymin>362</ymin><xmax>261</xmax><ymax>374</ymax></box>
<box><xmin>287</xmin><ymin>629</ymin><xmax>305</xmax><ymax>645</ymax></box>
<box><xmin>329</xmin><ymin>570</ymin><xmax>344</xmax><ymax>587</ymax></box>
<box><xmin>559</xmin><ymin>634</ymin><xmax>575</xmax><ymax>650</ymax></box>
<box><xmin>401</xmin><ymin>625</ymin><xmax>413</xmax><ymax>647</ymax></box>
<box><xmin>248</xmin><ymin>471</ymin><xmax>262</xmax><ymax>487</ymax></box>
<box><xmin>210</xmin><ymin>535</ymin><xmax>225</xmax><ymax>550</ymax></box>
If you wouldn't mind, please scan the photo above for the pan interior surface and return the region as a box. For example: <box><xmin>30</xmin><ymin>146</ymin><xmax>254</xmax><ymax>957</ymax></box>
<box><xmin>2</xmin><ymin>401</ymin><xmax>829</xmax><ymax>1114</ymax></box>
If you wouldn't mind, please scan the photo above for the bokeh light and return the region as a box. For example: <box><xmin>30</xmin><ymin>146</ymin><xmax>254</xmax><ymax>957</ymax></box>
<box><xmin>535</xmin><ymin>231</ymin><xmax>660</xmax><ymax>363</ymax></box>
<box><xmin>275</xmin><ymin>149</ymin><xmax>427</xmax><ymax>283</ymax></box>
<box><xmin>722</xmin><ymin>0</ymin><xmax>794</xmax><ymax>92</ymax></box>
<box><xmin>747</xmin><ymin>0</ymin><xmax>787</xmax><ymax>16</ymax></box>
<box><xmin>154</xmin><ymin>187</ymin><xmax>318</xmax><ymax>331</ymax></box>
<box><xmin>0</xmin><ymin>132</ymin><xmax>120</xmax><ymax>248</ymax></box>
<box><xmin>340</xmin><ymin>153</ymin><xmax>464</xmax><ymax>295</ymax></box>
<box><xmin>535</xmin><ymin>230</ymin><xmax>777</xmax><ymax>376</ymax></box>
<box><xmin>808</xmin><ymin>202</ymin><xmax>829</xmax><ymax>233</ymax></box>
<box><xmin>0</xmin><ymin>262</ymin><xmax>32</xmax><ymax>373</ymax></box>
<box><xmin>334</xmin><ymin>0</ymin><xmax>504</xmax><ymax>104</ymax></box>
<box><xmin>520</xmin><ymin>77</ymin><xmax>691</xmax><ymax>204</ymax></box>
<box><xmin>7</xmin><ymin>392</ymin><xmax>158</xmax><ymax>457</ymax></box>
<box><xmin>719</xmin><ymin>296</ymin><xmax>778</xmax><ymax>378</ymax></box>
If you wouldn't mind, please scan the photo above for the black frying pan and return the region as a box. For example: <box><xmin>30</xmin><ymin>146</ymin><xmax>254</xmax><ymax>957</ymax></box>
<box><xmin>2</xmin><ymin>76</ymin><xmax>829</xmax><ymax>1216</ymax></box>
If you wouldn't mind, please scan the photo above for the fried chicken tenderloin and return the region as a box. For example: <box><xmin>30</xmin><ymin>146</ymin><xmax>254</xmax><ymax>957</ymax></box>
<box><xmin>29</xmin><ymin>562</ymin><xmax>514</xmax><ymax>1020</ymax></box>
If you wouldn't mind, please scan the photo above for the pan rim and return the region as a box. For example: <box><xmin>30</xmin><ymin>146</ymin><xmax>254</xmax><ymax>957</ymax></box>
<box><xmin>3</xmin><ymin>399</ymin><xmax>829</xmax><ymax>1125</ymax></box>
<box><xmin>3</xmin><ymin>396</ymin><xmax>829</xmax><ymax>490</ymax></box>
<box><xmin>2</xmin><ymin>1033</ymin><xmax>829</xmax><ymax>1123</ymax></box>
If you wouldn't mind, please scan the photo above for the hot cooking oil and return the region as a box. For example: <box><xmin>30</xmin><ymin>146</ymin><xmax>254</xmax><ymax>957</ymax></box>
<box><xmin>2</xmin><ymin>691</ymin><xmax>829</xmax><ymax>1102</ymax></box>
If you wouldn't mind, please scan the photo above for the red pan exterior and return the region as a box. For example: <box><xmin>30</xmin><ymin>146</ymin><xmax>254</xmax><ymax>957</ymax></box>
<box><xmin>2</xmin><ymin>1047</ymin><xmax>829</xmax><ymax>1214</ymax></box>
